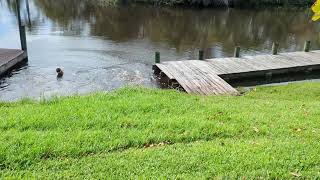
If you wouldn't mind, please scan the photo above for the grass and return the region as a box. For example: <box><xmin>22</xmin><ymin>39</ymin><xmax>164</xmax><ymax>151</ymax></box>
<box><xmin>1</xmin><ymin>82</ymin><xmax>320</xmax><ymax>178</ymax></box>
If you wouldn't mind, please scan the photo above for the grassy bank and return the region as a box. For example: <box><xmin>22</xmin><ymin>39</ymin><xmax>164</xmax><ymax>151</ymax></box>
<box><xmin>1</xmin><ymin>82</ymin><xmax>320</xmax><ymax>178</ymax></box>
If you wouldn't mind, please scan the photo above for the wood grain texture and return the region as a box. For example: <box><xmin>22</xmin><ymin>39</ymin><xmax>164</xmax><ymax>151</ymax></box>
<box><xmin>0</xmin><ymin>48</ymin><xmax>27</xmax><ymax>76</ymax></box>
<box><xmin>155</xmin><ymin>50</ymin><xmax>320</xmax><ymax>96</ymax></box>
<box><xmin>158</xmin><ymin>60</ymin><xmax>239</xmax><ymax>95</ymax></box>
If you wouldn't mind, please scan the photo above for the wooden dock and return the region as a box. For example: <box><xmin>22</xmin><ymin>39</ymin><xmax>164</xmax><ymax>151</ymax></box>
<box><xmin>0</xmin><ymin>49</ymin><xmax>27</xmax><ymax>76</ymax></box>
<box><xmin>0</xmin><ymin>2</ymin><xmax>28</xmax><ymax>77</ymax></box>
<box><xmin>153</xmin><ymin>50</ymin><xmax>320</xmax><ymax>96</ymax></box>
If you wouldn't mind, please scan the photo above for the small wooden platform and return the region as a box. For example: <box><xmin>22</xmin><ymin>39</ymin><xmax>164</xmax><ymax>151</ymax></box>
<box><xmin>0</xmin><ymin>48</ymin><xmax>27</xmax><ymax>76</ymax></box>
<box><xmin>156</xmin><ymin>61</ymin><xmax>239</xmax><ymax>95</ymax></box>
<box><xmin>154</xmin><ymin>50</ymin><xmax>320</xmax><ymax>96</ymax></box>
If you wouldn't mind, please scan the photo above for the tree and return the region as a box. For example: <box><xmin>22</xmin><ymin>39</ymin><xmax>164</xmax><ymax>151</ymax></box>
<box><xmin>312</xmin><ymin>0</ymin><xmax>320</xmax><ymax>21</ymax></box>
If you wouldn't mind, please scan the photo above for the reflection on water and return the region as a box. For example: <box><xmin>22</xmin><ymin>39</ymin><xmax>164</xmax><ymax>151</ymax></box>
<box><xmin>0</xmin><ymin>0</ymin><xmax>320</xmax><ymax>101</ymax></box>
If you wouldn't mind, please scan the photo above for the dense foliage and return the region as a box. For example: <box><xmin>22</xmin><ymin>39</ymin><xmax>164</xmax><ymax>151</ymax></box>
<box><xmin>135</xmin><ymin>0</ymin><xmax>313</xmax><ymax>7</ymax></box>
<box><xmin>312</xmin><ymin>0</ymin><xmax>320</xmax><ymax>21</ymax></box>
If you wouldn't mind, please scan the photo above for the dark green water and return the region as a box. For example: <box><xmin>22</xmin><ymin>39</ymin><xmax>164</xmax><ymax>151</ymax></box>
<box><xmin>0</xmin><ymin>0</ymin><xmax>319</xmax><ymax>100</ymax></box>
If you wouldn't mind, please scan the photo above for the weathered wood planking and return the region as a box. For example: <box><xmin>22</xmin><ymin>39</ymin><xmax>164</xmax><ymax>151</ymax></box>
<box><xmin>154</xmin><ymin>50</ymin><xmax>320</xmax><ymax>96</ymax></box>
<box><xmin>156</xmin><ymin>61</ymin><xmax>239</xmax><ymax>95</ymax></box>
<box><xmin>206</xmin><ymin>50</ymin><xmax>320</xmax><ymax>76</ymax></box>
<box><xmin>0</xmin><ymin>48</ymin><xmax>27</xmax><ymax>76</ymax></box>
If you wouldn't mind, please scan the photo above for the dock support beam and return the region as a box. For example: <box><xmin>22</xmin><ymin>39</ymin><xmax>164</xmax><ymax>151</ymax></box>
<box><xmin>266</xmin><ymin>72</ymin><xmax>273</xmax><ymax>82</ymax></box>
<box><xmin>16</xmin><ymin>0</ymin><xmax>27</xmax><ymax>52</ymax></box>
<box><xmin>155</xmin><ymin>52</ymin><xmax>160</xmax><ymax>63</ymax></box>
<box><xmin>199</xmin><ymin>50</ymin><xmax>204</xmax><ymax>60</ymax></box>
<box><xmin>19</xmin><ymin>25</ymin><xmax>27</xmax><ymax>51</ymax></box>
<box><xmin>16</xmin><ymin>0</ymin><xmax>22</xmax><ymax>26</ymax></box>
<box><xmin>272</xmin><ymin>42</ymin><xmax>279</xmax><ymax>55</ymax></box>
<box><xmin>25</xmin><ymin>0</ymin><xmax>31</xmax><ymax>26</ymax></box>
<box><xmin>234</xmin><ymin>46</ymin><xmax>240</xmax><ymax>58</ymax></box>
<box><xmin>304</xmin><ymin>41</ymin><xmax>311</xmax><ymax>52</ymax></box>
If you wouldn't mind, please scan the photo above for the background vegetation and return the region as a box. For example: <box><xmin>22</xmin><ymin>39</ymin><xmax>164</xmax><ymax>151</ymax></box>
<box><xmin>114</xmin><ymin>0</ymin><xmax>314</xmax><ymax>7</ymax></box>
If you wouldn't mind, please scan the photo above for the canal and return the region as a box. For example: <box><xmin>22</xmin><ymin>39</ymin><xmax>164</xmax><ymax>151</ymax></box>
<box><xmin>0</xmin><ymin>0</ymin><xmax>319</xmax><ymax>101</ymax></box>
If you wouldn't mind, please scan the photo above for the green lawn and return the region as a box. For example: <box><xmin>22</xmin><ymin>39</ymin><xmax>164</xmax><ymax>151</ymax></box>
<box><xmin>1</xmin><ymin>82</ymin><xmax>320</xmax><ymax>179</ymax></box>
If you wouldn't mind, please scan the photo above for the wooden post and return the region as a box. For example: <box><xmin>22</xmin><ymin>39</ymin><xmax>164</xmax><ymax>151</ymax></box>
<box><xmin>25</xmin><ymin>0</ymin><xmax>31</xmax><ymax>26</ymax></box>
<box><xmin>16</xmin><ymin>0</ymin><xmax>22</xmax><ymax>26</ymax></box>
<box><xmin>304</xmin><ymin>41</ymin><xmax>311</xmax><ymax>52</ymax></box>
<box><xmin>266</xmin><ymin>72</ymin><xmax>272</xmax><ymax>82</ymax></box>
<box><xmin>305</xmin><ymin>67</ymin><xmax>313</xmax><ymax>74</ymax></box>
<box><xmin>20</xmin><ymin>25</ymin><xmax>27</xmax><ymax>51</ymax></box>
<box><xmin>155</xmin><ymin>52</ymin><xmax>160</xmax><ymax>63</ymax></box>
<box><xmin>16</xmin><ymin>0</ymin><xmax>27</xmax><ymax>51</ymax></box>
<box><xmin>272</xmin><ymin>42</ymin><xmax>279</xmax><ymax>55</ymax></box>
<box><xmin>199</xmin><ymin>50</ymin><xmax>204</xmax><ymax>60</ymax></box>
<box><xmin>234</xmin><ymin>46</ymin><xmax>240</xmax><ymax>58</ymax></box>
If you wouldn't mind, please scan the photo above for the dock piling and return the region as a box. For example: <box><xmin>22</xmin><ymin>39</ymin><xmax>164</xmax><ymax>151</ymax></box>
<box><xmin>26</xmin><ymin>0</ymin><xmax>31</xmax><ymax>26</ymax></box>
<box><xmin>199</xmin><ymin>50</ymin><xmax>204</xmax><ymax>60</ymax></box>
<box><xmin>272</xmin><ymin>42</ymin><xmax>279</xmax><ymax>55</ymax></box>
<box><xmin>304</xmin><ymin>41</ymin><xmax>311</xmax><ymax>52</ymax></box>
<box><xmin>234</xmin><ymin>46</ymin><xmax>240</xmax><ymax>58</ymax></box>
<box><xmin>19</xmin><ymin>25</ymin><xmax>27</xmax><ymax>51</ymax></box>
<box><xmin>155</xmin><ymin>52</ymin><xmax>160</xmax><ymax>63</ymax></box>
<box><xmin>16</xmin><ymin>0</ymin><xmax>22</xmax><ymax>26</ymax></box>
<box><xmin>266</xmin><ymin>72</ymin><xmax>273</xmax><ymax>82</ymax></box>
<box><xmin>16</xmin><ymin>0</ymin><xmax>27</xmax><ymax>52</ymax></box>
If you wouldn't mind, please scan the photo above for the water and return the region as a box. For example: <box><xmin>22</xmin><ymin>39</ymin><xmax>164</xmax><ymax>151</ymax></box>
<box><xmin>0</xmin><ymin>0</ymin><xmax>319</xmax><ymax>101</ymax></box>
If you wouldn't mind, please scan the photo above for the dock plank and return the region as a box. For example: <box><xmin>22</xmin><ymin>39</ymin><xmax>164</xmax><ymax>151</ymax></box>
<box><xmin>154</xmin><ymin>50</ymin><xmax>320</xmax><ymax>96</ymax></box>
<box><xmin>0</xmin><ymin>48</ymin><xmax>27</xmax><ymax>76</ymax></box>
<box><xmin>157</xmin><ymin>60</ymin><xmax>239</xmax><ymax>95</ymax></box>
<box><xmin>186</xmin><ymin>61</ymin><xmax>239</xmax><ymax>95</ymax></box>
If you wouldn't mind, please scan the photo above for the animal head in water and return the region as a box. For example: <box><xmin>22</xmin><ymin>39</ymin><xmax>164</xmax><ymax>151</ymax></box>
<box><xmin>56</xmin><ymin>68</ymin><xmax>64</xmax><ymax>78</ymax></box>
